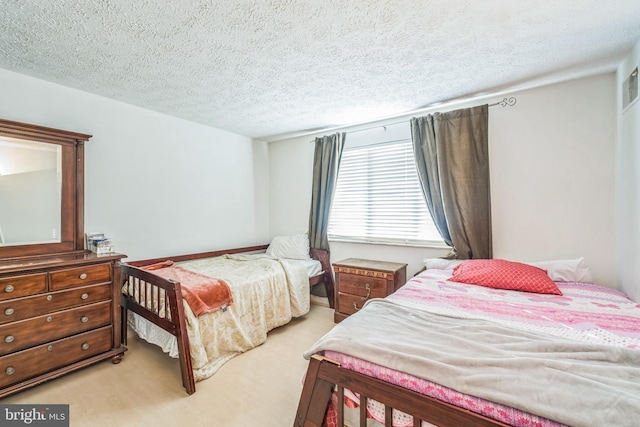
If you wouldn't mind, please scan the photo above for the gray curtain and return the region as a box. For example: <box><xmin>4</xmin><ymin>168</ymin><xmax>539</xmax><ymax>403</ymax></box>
<box><xmin>308</xmin><ymin>132</ymin><xmax>345</xmax><ymax>251</ymax></box>
<box><xmin>410</xmin><ymin>105</ymin><xmax>492</xmax><ymax>259</ymax></box>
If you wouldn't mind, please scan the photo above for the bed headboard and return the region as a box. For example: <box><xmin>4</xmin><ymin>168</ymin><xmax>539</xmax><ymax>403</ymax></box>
<box><xmin>310</xmin><ymin>248</ymin><xmax>335</xmax><ymax>308</ymax></box>
<box><xmin>126</xmin><ymin>245</ymin><xmax>269</xmax><ymax>267</ymax></box>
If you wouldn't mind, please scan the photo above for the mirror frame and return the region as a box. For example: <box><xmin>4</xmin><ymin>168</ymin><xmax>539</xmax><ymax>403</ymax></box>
<box><xmin>0</xmin><ymin>118</ymin><xmax>91</xmax><ymax>258</ymax></box>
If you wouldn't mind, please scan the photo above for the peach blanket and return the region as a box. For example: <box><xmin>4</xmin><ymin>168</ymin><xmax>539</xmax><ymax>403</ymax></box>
<box><xmin>142</xmin><ymin>260</ymin><xmax>233</xmax><ymax>316</ymax></box>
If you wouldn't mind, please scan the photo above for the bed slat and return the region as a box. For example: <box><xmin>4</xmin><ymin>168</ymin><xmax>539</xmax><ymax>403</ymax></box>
<box><xmin>337</xmin><ymin>385</ymin><xmax>345</xmax><ymax>427</ymax></box>
<box><xmin>385</xmin><ymin>404</ymin><xmax>393</xmax><ymax>426</ymax></box>
<box><xmin>359</xmin><ymin>395</ymin><xmax>367</xmax><ymax>427</ymax></box>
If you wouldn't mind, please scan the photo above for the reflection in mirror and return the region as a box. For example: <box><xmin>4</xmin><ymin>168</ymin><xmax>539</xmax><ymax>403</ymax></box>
<box><xmin>0</xmin><ymin>136</ymin><xmax>62</xmax><ymax>246</ymax></box>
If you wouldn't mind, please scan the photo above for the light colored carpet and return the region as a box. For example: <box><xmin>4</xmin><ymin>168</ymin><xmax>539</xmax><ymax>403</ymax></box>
<box><xmin>2</xmin><ymin>304</ymin><xmax>335</xmax><ymax>427</ymax></box>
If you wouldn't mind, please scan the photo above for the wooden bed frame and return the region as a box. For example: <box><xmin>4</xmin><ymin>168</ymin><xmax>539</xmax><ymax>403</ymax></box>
<box><xmin>295</xmin><ymin>355</ymin><xmax>509</xmax><ymax>427</ymax></box>
<box><xmin>121</xmin><ymin>244</ymin><xmax>334</xmax><ymax>395</ymax></box>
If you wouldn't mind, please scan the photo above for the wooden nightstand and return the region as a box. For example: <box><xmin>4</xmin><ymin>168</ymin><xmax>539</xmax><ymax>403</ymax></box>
<box><xmin>333</xmin><ymin>258</ymin><xmax>407</xmax><ymax>323</ymax></box>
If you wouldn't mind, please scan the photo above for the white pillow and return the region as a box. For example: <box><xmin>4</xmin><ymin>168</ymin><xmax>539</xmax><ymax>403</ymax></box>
<box><xmin>527</xmin><ymin>258</ymin><xmax>593</xmax><ymax>283</ymax></box>
<box><xmin>424</xmin><ymin>258</ymin><xmax>464</xmax><ymax>270</ymax></box>
<box><xmin>425</xmin><ymin>257</ymin><xmax>593</xmax><ymax>284</ymax></box>
<box><xmin>266</xmin><ymin>234</ymin><xmax>311</xmax><ymax>260</ymax></box>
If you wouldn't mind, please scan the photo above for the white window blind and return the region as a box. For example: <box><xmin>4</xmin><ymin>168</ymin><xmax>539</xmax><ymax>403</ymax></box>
<box><xmin>328</xmin><ymin>138</ymin><xmax>444</xmax><ymax>246</ymax></box>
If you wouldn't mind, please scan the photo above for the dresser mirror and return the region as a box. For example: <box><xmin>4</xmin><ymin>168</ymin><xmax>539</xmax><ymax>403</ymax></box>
<box><xmin>0</xmin><ymin>118</ymin><xmax>91</xmax><ymax>258</ymax></box>
<box><xmin>0</xmin><ymin>136</ymin><xmax>61</xmax><ymax>246</ymax></box>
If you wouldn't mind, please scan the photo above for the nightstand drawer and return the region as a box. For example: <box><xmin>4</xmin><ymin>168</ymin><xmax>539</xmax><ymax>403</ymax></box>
<box><xmin>337</xmin><ymin>292</ymin><xmax>372</xmax><ymax>316</ymax></box>
<box><xmin>338</xmin><ymin>274</ymin><xmax>386</xmax><ymax>298</ymax></box>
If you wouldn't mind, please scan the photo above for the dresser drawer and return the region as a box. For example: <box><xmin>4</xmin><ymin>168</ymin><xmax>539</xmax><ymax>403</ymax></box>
<box><xmin>338</xmin><ymin>274</ymin><xmax>387</xmax><ymax>298</ymax></box>
<box><xmin>0</xmin><ymin>283</ymin><xmax>111</xmax><ymax>326</ymax></box>
<box><xmin>0</xmin><ymin>326</ymin><xmax>112</xmax><ymax>388</ymax></box>
<box><xmin>49</xmin><ymin>263</ymin><xmax>112</xmax><ymax>290</ymax></box>
<box><xmin>0</xmin><ymin>301</ymin><xmax>112</xmax><ymax>356</ymax></box>
<box><xmin>0</xmin><ymin>274</ymin><xmax>47</xmax><ymax>301</ymax></box>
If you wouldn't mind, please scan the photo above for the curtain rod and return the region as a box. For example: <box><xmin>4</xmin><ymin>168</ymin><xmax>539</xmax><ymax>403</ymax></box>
<box><xmin>311</xmin><ymin>97</ymin><xmax>517</xmax><ymax>140</ymax></box>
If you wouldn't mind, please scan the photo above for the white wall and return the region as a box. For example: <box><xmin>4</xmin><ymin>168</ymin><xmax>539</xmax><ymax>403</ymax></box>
<box><xmin>0</xmin><ymin>68</ymin><xmax>270</xmax><ymax>261</ymax></box>
<box><xmin>269</xmin><ymin>74</ymin><xmax>617</xmax><ymax>285</ymax></box>
<box><xmin>490</xmin><ymin>74</ymin><xmax>615</xmax><ymax>287</ymax></box>
<box><xmin>616</xmin><ymin>40</ymin><xmax>640</xmax><ymax>302</ymax></box>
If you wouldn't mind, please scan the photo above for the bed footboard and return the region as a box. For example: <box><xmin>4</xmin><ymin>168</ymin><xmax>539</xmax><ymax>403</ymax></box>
<box><xmin>121</xmin><ymin>264</ymin><xmax>196</xmax><ymax>395</ymax></box>
<box><xmin>294</xmin><ymin>355</ymin><xmax>509</xmax><ymax>427</ymax></box>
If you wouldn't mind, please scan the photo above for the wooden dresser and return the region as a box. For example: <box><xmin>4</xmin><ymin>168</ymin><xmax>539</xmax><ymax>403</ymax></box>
<box><xmin>333</xmin><ymin>258</ymin><xmax>407</xmax><ymax>323</ymax></box>
<box><xmin>0</xmin><ymin>251</ymin><xmax>126</xmax><ymax>398</ymax></box>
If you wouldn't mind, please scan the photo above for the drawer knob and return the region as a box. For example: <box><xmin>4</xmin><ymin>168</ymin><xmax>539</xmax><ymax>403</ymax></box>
<box><xmin>46</xmin><ymin>295</ymin><xmax>53</xmax><ymax>301</ymax></box>
<box><xmin>81</xmin><ymin>316</ymin><xmax>89</xmax><ymax>323</ymax></box>
<box><xmin>47</xmin><ymin>345</ymin><xmax>53</xmax><ymax>351</ymax></box>
<box><xmin>81</xmin><ymin>343</ymin><xmax>90</xmax><ymax>350</ymax></box>
<box><xmin>47</xmin><ymin>316</ymin><xmax>53</xmax><ymax>322</ymax></box>
<box><xmin>4</xmin><ymin>285</ymin><xmax>14</xmax><ymax>293</ymax></box>
<box><xmin>81</xmin><ymin>293</ymin><xmax>89</xmax><ymax>300</ymax></box>
<box><xmin>5</xmin><ymin>335</ymin><xmax>14</xmax><ymax>343</ymax></box>
<box><xmin>4</xmin><ymin>308</ymin><xmax>14</xmax><ymax>316</ymax></box>
<box><xmin>353</xmin><ymin>302</ymin><xmax>362</xmax><ymax>311</ymax></box>
<box><xmin>79</xmin><ymin>273</ymin><xmax>88</xmax><ymax>280</ymax></box>
<box><xmin>5</xmin><ymin>366</ymin><xmax>14</xmax><ymax>375</ymax></box>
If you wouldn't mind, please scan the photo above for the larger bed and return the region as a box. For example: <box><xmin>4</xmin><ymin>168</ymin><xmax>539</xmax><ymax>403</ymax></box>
<box><xmin>295</xmin><ymin>258</ymin><xmax>640</xmax><ymax>427</ymax></box>
<box><xmin>121</xmin><ymin>241</ymin><xmax>333</xmax><ymax>395</ymax></box>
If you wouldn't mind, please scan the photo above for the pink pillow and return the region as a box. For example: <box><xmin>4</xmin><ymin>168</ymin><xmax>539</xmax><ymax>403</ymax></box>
<box><xmin>449</xmin><ymin>259</ymin><xmax>562</xmax><ymax>295</ymax></box>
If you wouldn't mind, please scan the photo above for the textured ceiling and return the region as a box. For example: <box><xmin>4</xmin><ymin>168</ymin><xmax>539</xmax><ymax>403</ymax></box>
<box><xmin>1</xmin><ymin>1</ymin><xmax>640</xmax><ymax>141</ymax></box>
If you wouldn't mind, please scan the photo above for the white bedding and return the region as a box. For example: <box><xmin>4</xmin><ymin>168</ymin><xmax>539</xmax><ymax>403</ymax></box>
<box><xmin>129</xmin><ymin>254</ymin><xmax>311</xmax><ymax>381</ymax></box>
<box><xmin>297</xmin><ymin>258</ymin><xmax>323</xmax><ymax>277</ymax></box>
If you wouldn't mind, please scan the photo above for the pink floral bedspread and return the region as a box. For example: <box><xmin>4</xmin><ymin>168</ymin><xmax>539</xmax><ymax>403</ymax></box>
<box><xmin>323</xmin><ymin>269</ymin><xmax>640</xmax><ymax>427</ymax></box>
<box><xmin>391</xmin><ymin>269</ymin><xmax>640</xmax><ymax>349</ymax></box>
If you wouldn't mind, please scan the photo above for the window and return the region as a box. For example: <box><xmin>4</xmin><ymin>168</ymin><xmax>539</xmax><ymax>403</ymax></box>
<box><xmin>328</xmin><ymin>137</ymin><xmax>445</xmax><ymax>246</ymax></box>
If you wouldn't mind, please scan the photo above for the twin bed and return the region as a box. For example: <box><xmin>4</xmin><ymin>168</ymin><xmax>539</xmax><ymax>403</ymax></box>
<box><xmin>295</xmin><ymin>259</ymin><xmax>640</xmax><ymax>427</ymax></box>
<box><xmin>121</xmin><ymin>239</ymin><xmax>333</xmax><ymax>395</ymax></box>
